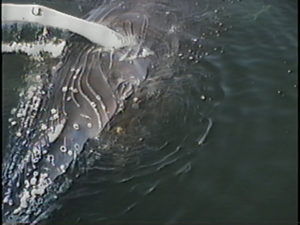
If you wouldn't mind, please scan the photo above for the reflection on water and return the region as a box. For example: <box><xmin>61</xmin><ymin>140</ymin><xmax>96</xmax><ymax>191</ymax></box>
<box><xmin>2</xmin><ymin>0</ymin><xmax>297</xmax><ymax>224</ymax></box>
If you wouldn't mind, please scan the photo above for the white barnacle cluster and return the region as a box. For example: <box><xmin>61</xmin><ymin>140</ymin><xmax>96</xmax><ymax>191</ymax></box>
<box><xmin>58</xmin><ymin>142</ymin><xmax>81</xmax><ymax>164</ymax></box>
<box><xmin>90</xmin><ymin>102</ymin><xmax>96</xmax><ymax>108</ymax></box>
<box><xmin>31</xmin><ymin>95</ymin><xmax>42</xmax><ymax>112</ymax></box>
<box><xmin>12</xmin><ymin>81</ymin><xmax>45</xmax><ymax>140</ymax></box>
<box><xmin>50</xmin><ymin>108</ymin><xmax>59</xmax><ymax>121</ymax></box>
<box><xmin>40</xmin><ymin>123</ymin><xmax>47</xmax><ymax>130</ymax></box>
<box><xmin>69</xmin><ymin>87</ymin><xmax>79</xmax><ymax>93</ymax></box>
<box><xmin>50</xmin><ymin>108</ymin><xmax>57</xmax><ymax>114</ymax></box>
<box><xmin>73</xmin><ymin>123</ymin><xmax>80</xmax><ymax>130</ymax></box>
<box><xmin>16</xmin><ymin>106</ymin><xmax>26</xmax><ymax>119</ymax></box>
<box><xmin>60</xmin><ymin>145</ymin><xmax>67</xmax><ymax>153</ymax></box>
<box><xmin>12</xmin><ymin>189</ymin><xmax>30</xmax><ymax>214</ymax></box>
<box><xmin>2</xmin><ymin>39</ymin><xmax>66</xmax><ymax>59</ymax></box>
<box><xmin>59</xmin><ymin>165</ymin><xmax>66</xmax><ymax>173</ymax></box>
<box><xmin>119</xmin><ymin>45</ymin><xmax>154</xmax><ymax>62</ymax></box>
<box><xmin>30</xmin><ymin>173</ymin><xmax>51</xmax><ymax>197</ymax></box>
<box><xmin>62</xmin><ymin>86</ymin><xmax>68</xmax><ymax>93</ymax></box>
<box><xmin>30</xmin><ymin>176</ymin><xmax>37</xmax><ymax>186</ymax></box>
<box><xmin>52</xmin><ymin>113</ymin><xmax>59</xmax><ymax>120</ymax></box>
<box><xmin>12</xmin><ymin>172</ymin><xmax>52</xmax><ymax>215</ymax></box>
<box><xmin>31</xmin><ymin>146</ymin><xmax>42</xmax><ymax>164</ymax></box>
<box><xmin>79</xmin><ymin>114</ymin><xmax>93</xmax><ymax>129</ymax></box>
<box><xmin>67</xmin><ymin>150</ymin><xmax>73</xmax><ymax>156</ymax></box>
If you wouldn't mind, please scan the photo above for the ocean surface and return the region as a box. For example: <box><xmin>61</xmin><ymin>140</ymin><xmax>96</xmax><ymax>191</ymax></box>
<box><xmin>2</xmin><ymin>0</ymin><xmax>297</xmax><ymax>224</ymax></box>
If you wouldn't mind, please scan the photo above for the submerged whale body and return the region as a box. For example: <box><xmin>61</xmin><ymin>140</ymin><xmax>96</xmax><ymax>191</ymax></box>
<box><xmin>2</xmin><ymin>0</ymin><xmax>183</xmax><ymax>223</ymax></box>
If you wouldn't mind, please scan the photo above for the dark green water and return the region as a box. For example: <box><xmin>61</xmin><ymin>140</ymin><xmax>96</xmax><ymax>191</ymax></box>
<box><xmin>2</xmin><ymin>0</ymin><xmax>297</xmax><ymax>225</ymax></box>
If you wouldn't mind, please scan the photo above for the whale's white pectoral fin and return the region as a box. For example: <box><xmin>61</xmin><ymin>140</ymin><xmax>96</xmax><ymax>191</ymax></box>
<box><xmin>1</xmin><ymin>3</ymin><xmax>135</xmax><ymax>49</ymax></box>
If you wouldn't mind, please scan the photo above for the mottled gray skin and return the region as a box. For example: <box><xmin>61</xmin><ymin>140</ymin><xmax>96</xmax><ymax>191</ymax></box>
<box><xmin>2</xmin><ymin>0</ymin><xmax>181</xmax><ymax>224</ymax></box>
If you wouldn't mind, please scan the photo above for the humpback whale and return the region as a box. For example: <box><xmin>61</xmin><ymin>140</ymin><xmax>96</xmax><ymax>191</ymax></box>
<box><xmin>2</xmin><ymin>0</ymin><xmax>232</xmax><ymax>223</ymax></box>
<box><xmin>2</xmin><ymin>0</ymin><xmax>183</xmax><ymax>223</ymax></box>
